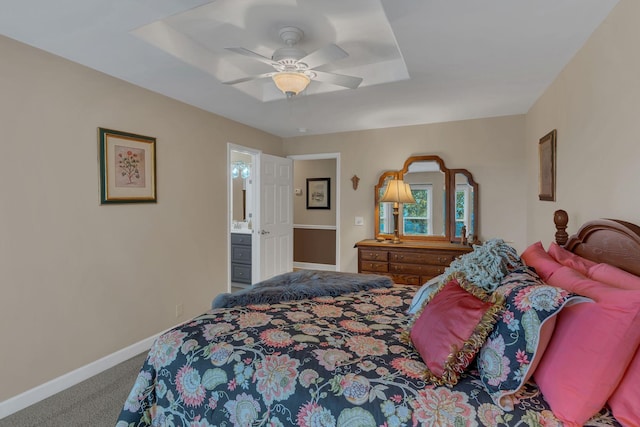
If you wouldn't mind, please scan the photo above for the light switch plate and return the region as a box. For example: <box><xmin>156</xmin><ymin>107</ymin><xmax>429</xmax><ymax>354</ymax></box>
<box><xmin>355</xmin><ymin>216</ymin><xmax>364</xmax><ymax>226</ymax></box>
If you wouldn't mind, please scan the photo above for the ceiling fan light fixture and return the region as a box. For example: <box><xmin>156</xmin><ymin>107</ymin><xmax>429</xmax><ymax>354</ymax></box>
<box><xmin>272</xmin><ymin>72</ymin><xmax>310</xmax><ymax>97</ymax></box>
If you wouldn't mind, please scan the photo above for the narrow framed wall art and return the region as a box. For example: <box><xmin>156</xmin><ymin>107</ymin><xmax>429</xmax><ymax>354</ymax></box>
<box><xmin>538</xmin><ymin>129</ymin><xmax>557</xmax><ymax>201</ymax></box>
<box><xmin>99</xmin><ymin>127</ymin><xmax>157</xmax><ymax>204</ymax></box>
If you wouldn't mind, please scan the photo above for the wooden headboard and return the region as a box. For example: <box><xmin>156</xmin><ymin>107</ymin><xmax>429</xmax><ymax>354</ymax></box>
<box><xmin>553</xmin><ymin>209</ymin><xmax>640</xmax><ymax>276</ymax></box>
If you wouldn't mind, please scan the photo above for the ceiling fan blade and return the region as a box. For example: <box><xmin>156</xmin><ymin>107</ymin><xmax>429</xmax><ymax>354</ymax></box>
<box><xmin>313</xmin><ymin>70</ymin><xmax>363</xmax><ymax>89</ymax></box>
<box><xmin>299</xmin><ymin>44</ymin><xmax>348</xmax><ymax>69</ymax></box>
<box><xmin>225</xmin><ymin>47</ymin><xmax>278</xmax><ymax>67</ymax></box>
<box><xmin>223</xmin><ymin>72</ymin><xmax>274</xmax><ymax>86</ymax></box>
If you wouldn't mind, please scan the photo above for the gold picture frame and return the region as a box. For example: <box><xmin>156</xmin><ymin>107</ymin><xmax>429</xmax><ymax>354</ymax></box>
<box><xmin>99</xmin><ymin>128</ymin><xmax>157</xmax><ymax>204</ymax></box>
<box><xmin>538</xmin><ymin>129</ymin><xmax>557</xmax><ymax>201</ymax></box>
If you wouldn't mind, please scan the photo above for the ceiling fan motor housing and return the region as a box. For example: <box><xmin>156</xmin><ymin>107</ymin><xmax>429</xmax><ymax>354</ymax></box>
<box><xmin>272</xmin><ymin>26</ymin><xmax>307</xmax><ymax>66</ymax></box>
<box><xmin>279</xmin><ymin>26</ymin><xmax>304</xmax><ymax>46</ymax></box>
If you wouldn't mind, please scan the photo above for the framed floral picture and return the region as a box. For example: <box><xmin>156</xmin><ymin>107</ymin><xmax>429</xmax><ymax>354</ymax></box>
<box><xmin>99</xmin><ymin>128</ymin><xmax>157</xmax><ymax>204</ymax></box>
<box><xmin>306</xmin><ymin>177</ymin><xmax>330</xmax><ymax>209</ymax></box>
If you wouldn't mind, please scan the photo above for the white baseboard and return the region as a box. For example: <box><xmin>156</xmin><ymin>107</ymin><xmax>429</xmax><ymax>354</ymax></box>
<box><xmin>0</xmin><ymin>326</ymin><xmax>175</xmax><ymax>419</ymax></box>
<box><xmin>293</xmin><ymin>262</ymin><xmax>337</xmax><ymax>271</ymax></box>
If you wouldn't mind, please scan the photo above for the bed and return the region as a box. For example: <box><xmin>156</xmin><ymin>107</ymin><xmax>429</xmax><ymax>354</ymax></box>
<box><xmin>116</xmin><ymin>210</ymin><xmax>640</xmax><ymax>427</ymax></box>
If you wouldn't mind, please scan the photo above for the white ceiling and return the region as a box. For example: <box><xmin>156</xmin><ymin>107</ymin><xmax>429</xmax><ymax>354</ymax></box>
<box><xmin>0</xmin><ymin>0</ymin><xmax>619</xmax><ymax>138</ymax></box>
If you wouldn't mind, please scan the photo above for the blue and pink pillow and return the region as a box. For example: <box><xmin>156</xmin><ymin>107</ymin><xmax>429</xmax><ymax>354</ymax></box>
<box><xmin>477</xmin><ymin>266</ymin><xmax>590</xmax><ymax>410</ymax></box>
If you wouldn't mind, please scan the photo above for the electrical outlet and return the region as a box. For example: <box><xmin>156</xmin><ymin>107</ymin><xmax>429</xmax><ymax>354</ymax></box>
<box><xmin>175</xmin><ymin>303</ymin><xmax>184</xmax><ymax>318</ymax></box>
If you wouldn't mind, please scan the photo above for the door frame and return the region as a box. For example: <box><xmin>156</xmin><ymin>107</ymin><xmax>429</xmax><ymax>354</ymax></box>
<box><xmin>288</xmin><ymin>152</ymin><xmax>341</xmax><ymax>272</ymax></box>
<box><xmin>227</xmin><ymin>143</ymin><xmax>261</xmax><ymax>290</ymax></box>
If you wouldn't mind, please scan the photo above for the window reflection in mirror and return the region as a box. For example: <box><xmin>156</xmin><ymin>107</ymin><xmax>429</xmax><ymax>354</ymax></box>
<box><xmin>403</xmin><ymin>162</ymin><xmax>446</xmax><ymax>237</ymax></box>
<box><xmin>403</xmin><ymin>184</ymin><xmax>432</xmax><ymax>235</ymax></box>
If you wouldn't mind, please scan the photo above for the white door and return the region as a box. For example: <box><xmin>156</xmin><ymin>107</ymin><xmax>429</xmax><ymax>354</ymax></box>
<box><xmin>257</xmin><ymin>153</ymin><xmax>293</xmax><ymax>280</ymax></box>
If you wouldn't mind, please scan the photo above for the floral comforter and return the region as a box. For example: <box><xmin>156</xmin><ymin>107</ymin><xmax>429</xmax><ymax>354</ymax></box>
<box><xmin>116</xmin><ymin>285</ymin><xmax>619</xmax><ymax>427</ymax></box>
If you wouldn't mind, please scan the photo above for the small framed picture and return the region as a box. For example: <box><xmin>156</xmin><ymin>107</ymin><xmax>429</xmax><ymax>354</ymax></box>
<box><xmin>306</xmin><ymin>177</ymin><xmax>330</xmax><ymax>209</ymax></box>
<box><xmin>538</xmin><ymin>129</ymin><xmax>557</xmax><ymax>201</ymax></box>
<box><xmin>99</xmin><ymin>128</ymin><xmax>157</xmax><ymax>204</ymax></box>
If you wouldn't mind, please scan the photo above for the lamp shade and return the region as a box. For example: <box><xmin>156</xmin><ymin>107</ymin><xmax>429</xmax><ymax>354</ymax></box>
<box><xmin>272</xmin><ymin>72</ymin><xmax>311</xmax><ymax>96</ymax></box>
<box><xmin>380</xmin><ymin>179</ymin><xmax>416</xmax><ymax>204</ymax></box>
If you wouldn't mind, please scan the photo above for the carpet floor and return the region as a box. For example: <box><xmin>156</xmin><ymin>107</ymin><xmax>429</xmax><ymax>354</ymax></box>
<box><xmin>0</xmin><ymin>352</ymin><xmax>147</xmax><ymax>427</ymax></box>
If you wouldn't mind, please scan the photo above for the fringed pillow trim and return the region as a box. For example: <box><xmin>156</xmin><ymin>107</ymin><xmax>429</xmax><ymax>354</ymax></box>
<box><xmin>415</xmin><ymin>272</ymin><xmax>505</xmax><ymax>386</ymax></box>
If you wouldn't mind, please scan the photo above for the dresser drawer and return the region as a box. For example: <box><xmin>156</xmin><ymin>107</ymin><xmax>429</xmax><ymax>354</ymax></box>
<box><xmin>231</xmin><ymin>264</ymin><xmax>251</xmax><ymax>284</ymax></box>
<box><xmin>231</xmin><ymin>233</ymin><xmax>252</xmax><ymax>246</ymax></box>
<box><xmin>390</xmin><ymin>262</ymin><xmax>446</xmax><ymax>277</ymax></box>
<box><xmin>359</xmin><ymin>260</ymin><xmax>389</xmax><ymax>273</ymax></box>
<box><xmin>389</xmin><ymin>250</ymin><xmax>459</xmax><ymax>266</ymax></box>
<box><xmin>389</xmin><ymin>273</ymin><xmax>422</xmax><ymax>286</ymax></box>
<box><xmin>231</xmin><ymin>245</ymin><xmax>252</xmax><ymax>264</ymax></box>
<box><xmin>359</xmin><ymin>249</ymin><xmax>388</xmax><ymax>262</ymax></box>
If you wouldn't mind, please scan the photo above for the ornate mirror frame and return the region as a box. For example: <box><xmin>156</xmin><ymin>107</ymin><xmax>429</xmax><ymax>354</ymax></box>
<box><xmin>374</xmin><ymin>155</ymin><xmax>479</xmax><ymax>243</ymax></box>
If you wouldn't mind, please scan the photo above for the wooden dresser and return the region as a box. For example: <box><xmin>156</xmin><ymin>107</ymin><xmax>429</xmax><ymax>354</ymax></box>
<box><xmin>355</xmin><ymin>239</ymin><xmax>472</xmax><ymax>285</ymax></box>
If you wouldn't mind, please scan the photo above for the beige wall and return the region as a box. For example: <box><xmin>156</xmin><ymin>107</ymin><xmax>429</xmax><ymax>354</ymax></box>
<box><xmin>524</xmin><ymin>0</ymin><xmax>640</xmax><ymax>246</ymax></box>
<box><xmin>0</xmin><ymin>35</ymin><xmax>282</xmax><ymax>401</ymax></box>
<box><xmin>283</xmin><ymin>115</ymin><xmax>528</xmax><ymax>273</ymax></box>
<box><xmin>293</xmin><ymin>159</ymin><xmax>337</xmax><ymax>226</ymax></box>
<box><xmin>3</xmin><ymin>0</ymin><xmax>639</xmax><ymax>407</ymax></box>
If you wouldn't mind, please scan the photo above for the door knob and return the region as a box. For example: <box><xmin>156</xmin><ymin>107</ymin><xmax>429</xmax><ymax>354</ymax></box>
<box><xmin>260</xmin><ymin>230</ymin><xmax>270</xmax><ymax>235</ymax></box>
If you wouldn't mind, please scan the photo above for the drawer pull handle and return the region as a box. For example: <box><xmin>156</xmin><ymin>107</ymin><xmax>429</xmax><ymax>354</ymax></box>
<box><xmin>438</xmin><ymin>257</ymin><xmax>449</xmax><ymax>263</ymax></box>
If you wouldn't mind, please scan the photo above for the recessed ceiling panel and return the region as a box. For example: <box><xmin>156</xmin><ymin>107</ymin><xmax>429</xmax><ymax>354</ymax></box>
<box><xmin>132</xmin><ymin>0</ymin><xmax>409</xmax><ymax>102</ymax></box>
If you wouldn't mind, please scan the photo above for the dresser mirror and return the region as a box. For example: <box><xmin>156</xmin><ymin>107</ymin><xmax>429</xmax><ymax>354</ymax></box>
<box><xmin>452</xmin><ymin>169</ymin><xmax>478</xmax><ymax>240</ymax></box>
<box><xmin>375</xmin><ymin>155</ymin><xmax>478</xmax><ymax>243</ymax></box>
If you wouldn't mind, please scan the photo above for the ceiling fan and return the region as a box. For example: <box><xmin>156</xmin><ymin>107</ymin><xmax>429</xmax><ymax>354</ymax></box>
<box><xmin>223</xmin><ymin>26</ymin><xmax>363</xmax><ymax>98</ymax></box>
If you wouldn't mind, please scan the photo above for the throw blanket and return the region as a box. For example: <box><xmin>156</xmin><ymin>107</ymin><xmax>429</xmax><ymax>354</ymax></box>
<box><xmin>212</xmin><ymin>270</ymin><xmax>393</xmax><ymax>308</ymax></box>
<box><xmin>443</xmin><ymin>238</ymin><xmax>522</xmax><ymax>292</ymax></box>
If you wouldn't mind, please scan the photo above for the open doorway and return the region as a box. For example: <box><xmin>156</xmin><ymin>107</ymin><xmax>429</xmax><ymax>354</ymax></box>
<box><xmin>289</xmin><ymin>153</ymin><xmax>340</xmax><ymax>272</ymax></box>
<box><xmin>228</xmin><ymin>145</ymin><xmax>258</xmax><ymax>292</ymax></box>
<box><xmin>228</xmin><ymin>144</ymin><xmax>294</xmax><ymax>292</ymax></box>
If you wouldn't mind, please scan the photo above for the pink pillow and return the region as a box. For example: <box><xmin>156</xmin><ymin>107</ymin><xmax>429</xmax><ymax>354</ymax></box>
<box><xmin>534</xmin><ymin>266</ymin><xmax>640</xmax><ymax>425</ymax></box>
<box><xmin>588</xmin><ymin>263</ymin><xmax>640</xmax><ymax>291</ymax></box>
<box><xmin>409</xmin><ymin>276</ymin><xmax>504</xmax><ymax>386</ymax></box>
<box><xmin>520</xmin><ymin>241</ymin><xmax>562</xmax><ymax>281</ymax></box>
<box><xmin>547</xmin><ymin>242</ymin><xmax>596</xmax><ymax>275</ymax></box>
<box><xmin>608</xmin><ymin>347</ymin><xmax>640</xmax><ymax>427</ymax></box>
<box><xmin>588</xmin><ymin>262</ymin><xmax>640</xmax><ymax>425</ymax></box>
